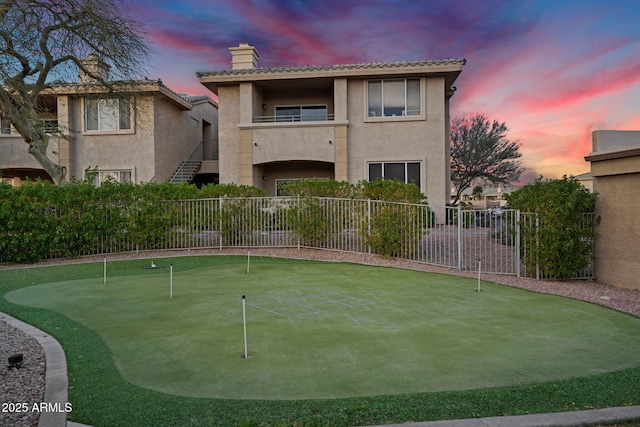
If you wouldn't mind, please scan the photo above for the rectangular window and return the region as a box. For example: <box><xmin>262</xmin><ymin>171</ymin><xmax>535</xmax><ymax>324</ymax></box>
<box><xmin>367</xmin><ymin>78</ymin><xmax>421</xmax><ymax>118</ymax></box>
<box><xmin>368</xmin><ymin>161</ymin><xmax>421</xmax><ymax>187</ymax></box>
<box><xmin>275</xmin><ymin>105</ymin><xmax>327</xmax><ymax>122</ymax></box>
<box><xmin>94</xmin><ymin>170</ymin><xmax>132</xmax><ymax>186</ymax></box>
<box><xmin>85</xmin><ymin>97</ymin><xmax>132</xmax><ymax>131</ymax></box>
<box><xmin>1</xmin><ymin>115</ymin><xmax>12</xmax><ymax>134</ymax></box>
<box><xmin>275</xmin><ymin>178</ymin><xmax>302</xmax><ymax>196</ymax></box>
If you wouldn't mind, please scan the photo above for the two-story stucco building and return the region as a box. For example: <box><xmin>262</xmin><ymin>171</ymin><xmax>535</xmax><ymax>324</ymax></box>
<box><xmin>197</xmin><ymin>43</ymin><xmax>464</xmax><ymax>205</ymax></box>
<box><xmin>1</xmin><ymin>56</ymin><xmax>218</xmax><ymax>186</ymax></box>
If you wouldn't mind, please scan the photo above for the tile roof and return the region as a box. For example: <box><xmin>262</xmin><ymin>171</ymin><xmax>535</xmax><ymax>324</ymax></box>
<box><xmin>180</xmin><ymin>94</ymin><xmax>212</xmax><ymax>103</ymax></box>
<box><xmin>196</xmin><ymin>58</ymin><xmax>466</xmax><ymax>77</ymax></box>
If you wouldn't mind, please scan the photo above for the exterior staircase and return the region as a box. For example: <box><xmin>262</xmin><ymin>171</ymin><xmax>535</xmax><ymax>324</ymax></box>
<box><xmin>169</xmin><ymin>160</ymin><xmax>201</xmax><ymax>184</ymax></box>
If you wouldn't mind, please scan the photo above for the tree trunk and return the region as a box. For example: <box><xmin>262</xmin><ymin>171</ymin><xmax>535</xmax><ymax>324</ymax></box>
<box><xmin>19</xmin><ymin>117</ymin><xmax>67</xmax><ymax>185</ymax></box>
<box><xmin>27</xmin><ymin>137</ymin><xmax>67</xmax><ymax>185</ymax></box>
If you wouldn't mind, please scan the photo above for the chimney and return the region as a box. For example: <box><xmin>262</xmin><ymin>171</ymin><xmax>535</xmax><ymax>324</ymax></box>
<box><xmin>79</xmin><ymin>54</ymin><xmax>110</xmax><ymax>83</ymax></box>
<box><xmin>229</xmin><ymin>43</ymin><xmax>259</xmax><ymax>70</ymax></box>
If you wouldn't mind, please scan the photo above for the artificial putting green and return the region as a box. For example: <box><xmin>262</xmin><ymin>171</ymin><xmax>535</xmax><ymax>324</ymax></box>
<box><xmin>6</xmin><ymin>255</ymin><xmax>640</xmax><ymax>400</ymax></box>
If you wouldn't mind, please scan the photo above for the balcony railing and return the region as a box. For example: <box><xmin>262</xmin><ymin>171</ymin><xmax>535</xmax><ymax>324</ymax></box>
<box><xmin>254</xmin><ymin>114</ymin><xmax>335</xmax><ymax>123</ymax></box>
<box><xmin>0</xmin><ymin>120</ymin><xmax>60</xmax><ymax>135</ymax></box>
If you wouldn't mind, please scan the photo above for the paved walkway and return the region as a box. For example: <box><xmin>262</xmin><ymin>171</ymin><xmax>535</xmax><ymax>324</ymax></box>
<box><xmin>3</xmin><ymin>310</ymin><xmax>640</xmax><ymax>427</ymax></box>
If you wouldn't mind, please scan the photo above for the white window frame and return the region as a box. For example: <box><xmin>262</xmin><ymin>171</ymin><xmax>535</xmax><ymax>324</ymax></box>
<box><xmin>93</xmin><ymin>169</ymin><xmax>133</xmax><ymax>186</ymax></box>
<box><xmin>365</xmin><ymin>78</ymin><xmax>424</xmax><ymax>121</ymax></box>
<box><xmin>83</xmin><ymin>97</ymin><xmax>135</xmax><ymax>134</ymax></box>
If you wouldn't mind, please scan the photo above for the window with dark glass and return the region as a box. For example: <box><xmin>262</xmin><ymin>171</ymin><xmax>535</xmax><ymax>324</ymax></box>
<box><xmin>1</xmin><ymin>115</ymin><xmax>12</xmax><ymax>134</ymax></box>
<box><xmin>275</xmin><ymin>105</ymin><xmax>327</xmax><ymax>122</ymax></box>
<box><xmin>368</xmin><ymin>161</ymin><xmax>421</xmax><ymax>187</ymax></box>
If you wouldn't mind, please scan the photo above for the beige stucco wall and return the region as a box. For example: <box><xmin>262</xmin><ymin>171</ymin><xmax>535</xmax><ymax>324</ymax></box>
<box><xmin>0</xmin><ymin>136</ymin><xmax>60</xmax><ymax>171</ymax></box>
<box><xmin>70</xmin><ymin>95</ymin><xmax>155</xmax><ymax>183</ymax></box>
<box><xmin>592</xmin><ymin>172</ymin><xmax>640</xmax><ymax>289</ymax></box>
<box><xmin>152</xmin><ymin>99</ymin><xmax>217</xmax><ymax>183</ymax></box>
<box><xmin>218</xmin><ymin>86</ymin><xmax>242</xmax><ymax>184</ymax></box>
<box><xmin>250</xmin><ymin>125</ymin><xmax>335</xmax><ymax>164</ymax></box>
<box><xmin>586</xmin><ymin>131</ymin><xmax>640</xmax><ymax>289</ymax></box>
<box><xmin>346</xmin><ymin>77</ymin><xmax>448</xmax><ymax>205</ymax></box>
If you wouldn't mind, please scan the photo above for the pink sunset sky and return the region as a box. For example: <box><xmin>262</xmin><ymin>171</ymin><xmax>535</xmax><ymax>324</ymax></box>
<box><xmin>129</xmin><ymin>0</ymin><xmax>640</xmax><ymax>183</ymax></box>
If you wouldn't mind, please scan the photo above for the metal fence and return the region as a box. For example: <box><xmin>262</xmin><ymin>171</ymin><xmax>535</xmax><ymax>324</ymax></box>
<box><xmin>1</xmin><ymin>197</ymin><xmax>596</xmax><ymax>280</ymax></box>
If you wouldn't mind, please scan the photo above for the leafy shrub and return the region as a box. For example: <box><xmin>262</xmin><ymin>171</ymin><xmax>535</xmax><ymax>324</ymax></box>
<box><xmin>0</xmin><ymin>177</ymin><xmax>435</xmax><ymax>263</ymax></box>
<box><xmin>0</xmin><ymin>180</ymin><xmax>267</xmax><ymax>263</ymax></box>
<box><xmin>506</xmin><ymin>176</ymin><xmax>598</xmax><ymax>279</ymax></box>
<box><xmin>357</xmin><ymin>179</ymin><xmax>426</xmax><ymax>203</ymax></box>
<box><xmin>278</xmin><ymin>179</ymin><xmax>356</xmax><ymax>198</ymax></box>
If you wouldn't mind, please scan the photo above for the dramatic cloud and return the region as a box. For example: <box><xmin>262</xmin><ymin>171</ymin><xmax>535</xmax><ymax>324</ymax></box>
<box><xmin>129</xmin><ymin>0</ymin><xmax>640</xmax><ymax>181</ymax></box>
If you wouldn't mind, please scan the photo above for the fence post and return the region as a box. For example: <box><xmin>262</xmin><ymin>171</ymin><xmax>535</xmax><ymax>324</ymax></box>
<box><xmin>367</xmin><ymin>199</ymin><xmax>371</xmax><ymax>255</ymax></box>
<box><xmin>219</xmin><ymin>197</ymin><xmax>223</xmax><ymax>250</ymax></box>
<box><xmin>516</xmin><ymin>210</ymin><xmax>521</xmax><ymax>278</ymax></box>
<box><xmin>297</xmin><ymin>195</ymin><xmax>301</xmax><ymax>250</ymax></box>
<box><xmin>457</xmin><ymin>205</ymin><xmax>462</xmax><ymax>271</ymax></box>
<box><xmin>535</xmin><ymin>213</ymin><xmax>540</xmax><ymax>281</ymax></box>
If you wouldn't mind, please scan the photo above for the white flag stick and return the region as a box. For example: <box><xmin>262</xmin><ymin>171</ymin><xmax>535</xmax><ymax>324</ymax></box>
<box><xmin>242</xmin><ymin>295</ymin><xmax>248</xmax><ymax>359</ymax></box>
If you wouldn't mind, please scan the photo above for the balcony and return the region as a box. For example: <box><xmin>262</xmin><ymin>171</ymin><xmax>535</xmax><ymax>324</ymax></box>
<box><xmin>1</xmin><ymin>120</ymin><xmax>61</xmax><ymax>135</ymax></box>
<box><xmin>254</xmin><ymin>113</ymin><xmax>335</xmax><ymax>123</ymax></box>
<box><xmin>251</xmin><ymin>125</ymin><xmax>337</xmax><ymax>165</ymax></box>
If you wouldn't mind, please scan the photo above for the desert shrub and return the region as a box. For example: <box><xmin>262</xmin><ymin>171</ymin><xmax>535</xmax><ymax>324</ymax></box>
<box><xmin>506</xmin><ymin>176</ymin><xmax>598</xmax><ymax>279</ymax></box>
<box><xmin>278</xmin><ymin>179</ymin><xmax>356</xmax><ymax>198</ymax></box>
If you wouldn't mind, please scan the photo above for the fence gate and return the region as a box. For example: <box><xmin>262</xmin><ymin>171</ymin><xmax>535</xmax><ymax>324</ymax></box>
<box><xmin>419</xmin><ymin>207</ymin><xmax>519</xmax><ymax>275</ymax></box>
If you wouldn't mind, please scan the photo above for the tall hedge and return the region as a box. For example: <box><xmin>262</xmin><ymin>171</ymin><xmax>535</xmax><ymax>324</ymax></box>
<box><xmin>0</xmin><ymin>180</ymin><xmax>265</xmax><ymax>263</ymax></box>
<box><xmin>280</xmin><ymin>179</ymin><xmax>430</xmax><ymax>257</ymax></box>
<box><xmin>505</xmin><ymin>176</ymin><xmax>598</xmax><ymax>279</ymax></box>
<box><xmin>0</xmin><ymin>177</ymin><xmax>432</xmax><ymax>263</ymax></box>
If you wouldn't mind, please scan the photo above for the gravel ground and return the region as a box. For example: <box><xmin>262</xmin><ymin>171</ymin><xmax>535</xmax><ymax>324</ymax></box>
<box><xmin>0</xmin><ymin>319</ymin><xmax>46</xmax><ymax>427</ymax></box>
<box><xmin>1</xmin><ymin>247</ymin><xmax>638</xmax><ymax>427</ymax></box>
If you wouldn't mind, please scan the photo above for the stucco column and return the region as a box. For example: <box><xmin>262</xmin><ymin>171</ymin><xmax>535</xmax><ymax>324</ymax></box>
<box><xmin>333</xmin><ymin>78</ymin><xmax>348</xmax><ymax>182</ymax></box>
<box><xmin>56</xmin><ymin>96</ymin><xmax>74</xmax><ymax>179</ymax></box>
<box><xmin>239</xmin><ymin>129</ymin><xmax>254</xmax><ymax>185</ymax></box>
<box><xmin>334</xmin><ymin>125</ymin><xmax>348</xmax><ymax>181</ymax></box>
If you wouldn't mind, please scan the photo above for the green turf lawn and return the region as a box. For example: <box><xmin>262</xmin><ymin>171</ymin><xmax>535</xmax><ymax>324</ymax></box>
<box><xmin>6</xmin><ymin>255</ymin><xmax>640</xmax><ymax>401</ymax></box>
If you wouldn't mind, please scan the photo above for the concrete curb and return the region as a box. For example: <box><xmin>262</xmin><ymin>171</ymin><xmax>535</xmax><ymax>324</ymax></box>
<box><xmin>373</xmin><ymin>405</ymin><xmax>640</xmax><ymax>426</ymax></box>
<box><xmin>1</xmin><ymin>312</ymin><xmax>69</xmax><ymax>427</ymax></box>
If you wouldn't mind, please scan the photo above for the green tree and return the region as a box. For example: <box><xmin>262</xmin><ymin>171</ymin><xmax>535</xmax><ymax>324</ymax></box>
<box><xmin>0</xmin><ymin>0</ymin><xmax>148</xmax><ymax>185</ymax></box>
<box><xmin>506</xmin><ymin>176</ymin><xmax>598</xmax><ymax>279</ymax></box>
<box><xmin>471</xmin><ymin>185</ymin><xmax>483</xmax><ymax>201</ymax></box>
<box><xmin>450</xmin><ymin>113</ymin><xmax>523</xmax><ymax>204</ymax></box>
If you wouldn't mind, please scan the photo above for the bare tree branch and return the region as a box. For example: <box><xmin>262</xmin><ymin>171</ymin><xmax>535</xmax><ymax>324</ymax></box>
<box><xmin>450</xmin><ymin>113</ymin><xmax>523</xmax><ymax>204</ymax></box>
<box><xmin>0</xmin><ymin>0</ymin><xmax>149</xmax><ymax>185</ymax></box>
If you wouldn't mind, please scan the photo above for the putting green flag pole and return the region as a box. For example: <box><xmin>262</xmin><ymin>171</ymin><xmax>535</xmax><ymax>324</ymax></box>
<box><xmin>103</xmin><ymin>257</ymin><xmax>107</xmax><ymax>285</ymax></box>
<box><xmin>477</xmin><ymin>259</ymin><xmax>481</xmax><ymax>292</ymax></box>
<box><xmin>242</xmin><ymin>295</ymin><xmax>248</xmax><ymax>359</ymax></box>
<box><xmin>247</xmin><ymin>250</ymin><xmax>251</xmax><ymax>274</ymax></box>
<box><xmin>170</xmin><ymin>264</ymin><xmax>173</xmax><ymax>299</ymax></box>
